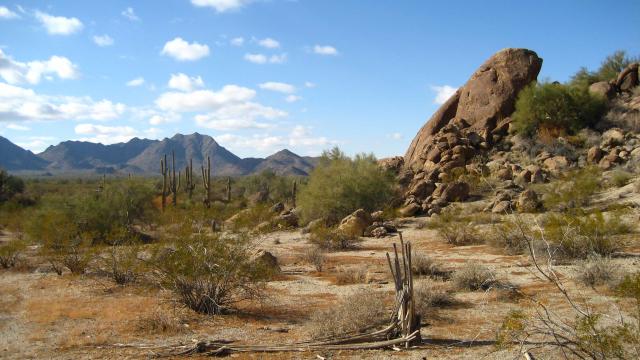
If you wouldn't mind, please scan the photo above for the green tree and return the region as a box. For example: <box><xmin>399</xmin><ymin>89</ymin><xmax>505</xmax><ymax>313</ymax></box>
<box><xmin>298</xmin><ymin>147</ymin><xmax>396</xmax><ymax>224</ymax></box>
<box><xmin>0</xmin><ymin>169</ymin><xmax>25</xmax><ymax>203</ymax></box>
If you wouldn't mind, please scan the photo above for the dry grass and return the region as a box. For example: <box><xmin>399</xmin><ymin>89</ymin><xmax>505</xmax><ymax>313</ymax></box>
<box><xmin>411</xmin><ymin>251</ymin><xmax>449</xmax><ymax>279</ymax></box>
<box><xmin>413</xmin><ymin>279</ymin><xmax>458</xmax><ymax>317</ymax></box>
<box><xmin>136</xmin><ymin>308</ymin><xmax>187</xmax><ymax>334</ymax></box>
<box><xmin>452</xmin><ymin>262</ymin><xmax>497</xmax><ymax>291</ymax></box>
<box><xmin>301</xmin><ymin>246</ymin><xmax>326</xmax><ymax>272</ymax></box>
<box><xmin>576</xmin><ymin>255</ymin><xmax>619</xmax><ymax>287</ymax></box>
<box><xmin>334</xmin><ymin>265</ymin><xmax>371</xmax><ymax>285</ymax></box>
<box><xmin>306</xmin><ymin>289</ymin><xmax>387</xmax><ymax>339</ymax></box>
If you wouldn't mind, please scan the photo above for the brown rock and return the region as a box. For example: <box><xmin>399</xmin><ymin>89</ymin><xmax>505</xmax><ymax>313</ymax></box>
<box><xmin>371</xmin><ymin>227</ymin><xmax>388</xmax><ymax>238</ymax></box>
<box><xmin>516</xmin><ymin>189</ymin><xmax>541</xmax><ymax>213</ymax></box>
<box><xmin>492</xmin><ymin>200</ymin><xmax>512</xmax><ymax>213</ymax></box>
<box><xmin>338</xmin><ymin>209</ymin><xmax>373</xmax><ymax>237</ymax></box>
<box><xmin>514</xmin><ymin>169</ymin><xmax>532</xmax><ymax>185</ymax></box>
<box><xmin>543</xmin><ymin>156</ymin><xmax>569</xmax><ymax>173</ymax></box>
<box><xmin>407</xmin><ymin>180</ymin><xmax>436</xmax><ymax>199</ymax></box>
<box><xmin>254</xmin><ymin>250</ymin><xmax>280</xmax><ymax>273</ymax></box>
<box><xmin>378</xmin><ymin>156</ymin><xmax>404</xmax><ymax>174</ymax></box>
<box><xmin>434</xmin><ymin>181</ymin><xmax>470</xmax><ymax>202</ymax></box>
<box><xmin>588</xmin><ymin>81</ymin><xmax>616</xmax><ymax>100</ymax></box>
<box><xmin>615</xmin><ymin>62</ymin><xmax>639</xmax><ymax>92</ymax></box>
<box><xmin>496</xmin><ymin>168</ymin><xmax>513</xmax><ymax>180</ymax></box>
<box><xmin>399</xmin><ymin>203</ymin><xmax>421</xmax><ymax>217</ymax></box>
<box><xmin>602</xmin><ymin>128</ymin><xmax>625</xmax><ymax>147</ymax></box>
<box><xmin>587</xmin><ymin>146</ymin><xmax>604</xmax><ymax>164</ymax></box>
<box><xmin>404</xmin><ymin>48</ymin><xmax>543</xmax><ymax>168</ymax></box>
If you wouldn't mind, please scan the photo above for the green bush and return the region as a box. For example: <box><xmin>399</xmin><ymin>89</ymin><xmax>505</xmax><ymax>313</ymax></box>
<box><xmin>543</xmin><ymin>166</ymin><xmax>602</xmax><ymax>210</ymax></box>
<box><xmin>542</xmin><ymin>210</ymin><xmax>631</xmax><ymax>259</ymax></box>
<box><xmin>308</xmin><ymin>224</ymin><xmax>361</xmax><ymax>250</ymax></box>
<box><xmin>151</xmin><ymin>229</ymin><xmax>273</xmax><ymax>315</ymax></box>
<box><xmin>512</xmin><ymin>82</ymin><xmax>606</xmax><ymax>137</ymax></box>
<box><xmin>430</xmin><ymin>210</ymin><xmax>483</xmax><ymax>246</ymax></box>
<box><xmin>0</xmin><ymin>240</ymin><xmax>26</xmax><ymax>269</ymax></box>
<box><xmin>298</xmin><ymin>147</ymin><xmax>395</xmax><ymax>225</ymax></box>
<box><xmin>0</xmin><ymin>169</ymin><xmax>25</xmax><ymax>203</ymax></box>
<box><xmin>570</xmin><ymin>50</ymin><xmax>640</xmax><ymax>88</ymax></box>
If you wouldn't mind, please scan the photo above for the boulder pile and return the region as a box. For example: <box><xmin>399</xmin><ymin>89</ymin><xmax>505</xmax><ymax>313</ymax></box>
<box><xmin>400</xmin><ymin>48</ymin><xmax>543</xmax><ymax>216</ymax></box>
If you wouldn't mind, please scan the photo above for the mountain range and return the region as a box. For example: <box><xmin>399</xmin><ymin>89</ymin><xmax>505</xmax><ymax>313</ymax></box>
<box><xmin>0</xmin><ymin>133</ymin><xmax>318</xmax><ymax>176</ymax></box>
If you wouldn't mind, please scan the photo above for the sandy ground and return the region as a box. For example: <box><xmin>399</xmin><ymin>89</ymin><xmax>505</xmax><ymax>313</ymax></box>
<box><xmin>1</xmin><ymin>198</ymin><xmax>639</xmax><ymax>359</ymax></box>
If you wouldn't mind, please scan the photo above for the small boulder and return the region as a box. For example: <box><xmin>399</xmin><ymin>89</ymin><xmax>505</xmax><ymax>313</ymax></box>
<box><xmin>588</xmin><ymin>81</ymin><xmax>615</xmax><ymax>100</ymax></box>
<box><xmin>270</xmin><ymin>202</ymin><xmax>285</xmax><ymax>213</ymax></box>
<box><xmin>399</xmin><ymin>203</ymin><xmax>421</xmax><ymax>217</ymax></box>
<box><xmin>338</xmin><ymin>209</ymin><xmax>373</xmax><ymax>237</ymax></box>
<box><xmin>516</xmin><ymin>189</ymin><xmax>541</xmax><ymax>213</ymax></box>
<box><xmin>276</xmin><ymin>210</ymin><xmax>299</xmax><ymax>228</ymax></box>
<box><xmin>492</xmin><ymin>200</ymin><xmax>512</xmax><ymax>213</ymax></box>
<box><xmin>587</xmin><ymin>146</ymin><xmax>604</xmax><ymax>164</ymax></box>
<box><xmin>496</xmin><ymin>168</ymin><xmax>513</xmax><ymax>180</ymax></box>
<box><xmin>371</xmin><ymin>227</ymin><xmax>388</xmax><ymax>238</ymax></box>
<box><xmin>371</xmin><ymin>210</ymin><xmax>384</xmax><ymax>222</ymax></box>
<box><xmin>254</xmin><ymin>250</ymin><xmax>280</xmax><ymax>273</ymax></box>
<box><xmin>543</xmin><ymin>156</ymin><xmax>569</xmax><ymax>173</ymax></box>
<box><xmin>602</xmin><ymin>128</ymin><xmax>625</xmax><ymax>147</ymax></box>
<box><xmin>407</xmin><ymin>180</ymin><xmax>436</xmax><ymax>199</ymax></box>
<box><xmin>434</xmin><ymin>181</ymin><xmax>470</xmax><ymax>202</ymax></box>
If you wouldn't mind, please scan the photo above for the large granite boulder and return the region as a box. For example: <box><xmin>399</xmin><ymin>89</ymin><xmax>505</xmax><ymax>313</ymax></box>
<box><xmin>337</xmin><ymin>209</ymin><xmax>373</xmax><ymax>237</ymax></box>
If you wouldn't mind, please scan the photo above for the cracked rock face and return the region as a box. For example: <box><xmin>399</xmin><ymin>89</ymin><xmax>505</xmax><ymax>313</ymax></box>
<box><xmin>400</xmin><ymin>48</ymin><xmax>542</xmax><ymax>215</ymax></box>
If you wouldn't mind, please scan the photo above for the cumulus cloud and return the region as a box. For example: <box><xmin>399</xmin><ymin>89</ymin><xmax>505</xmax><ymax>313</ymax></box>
<box><xmin>74</xmin><ymin>123</ymin><xmax>140</xmax><ymax>144</ymax></box>
<box><xmin>191</xmin><ymin>0</ymin><xmax>252</xmax><ymax>13</ymax></box>
<box><xmin>6</xmin><ymin>123</ymin><xmax>30</xmax><ymax>131</ymax></box>
<box><xmin>0</xmin><ymin>82</ymin><xmax>126</xmax><ymax>122</ymax></box>
<box><xmin>126</xmin><ymin>77</ymin><xmax>145</xmax><ymax>87</ymax></box>
<box><xmin>230</xmin><ymin>37</ymin><xmax>244</xmax><ymax>46</ymax></box>
<box><xmin>0</xmin><ymin>6</ymin><xmax>19</xmax><ymax>19</ymax></box>
<box><xmin>93</xmin><ymin>34</ymin><xmax>114</xmax><ymax>47</ymax></box>
<box><xmin>313</xmin><ymin>45</ymin><xmax>338</xmax><ymax>56</ymax></box>
<box><xmin>15</xmin><ymin>136</ymin><xmax>56</xmax><ymax>153</ymax></box>
<box><xmin>285</xmin><ymin>95</ymin><xmax>301</xmax><ymax>103</ymax></box>
<box><xmin>148</xmin><ymin>113</ymin><xmax>180</xmax><ymax>125</ymax></box>
<box><xmin>194</xmin><ymin>102</ymin><xmax>285</xmax><ymax>130</ymax></box>
<box><xmin>244</xmin><ymin>53</ymin><xmax>286</xmax><ymax>64</ymax></box>
<box><xmin>161</xmin><ymin>37</ymin><xmax>210</xmax><ymax>61</ymax></box>
<box><xmin>168</xmin><ymin>73</ymin><xmax>204</xmax><ymax>92</ymax></box>
<box><xmin>388</xmin><ymin>132</ymin><xmax>402</xmax><ymax>140</ymax></box>
<box><xmin>259</xmin><ymin>81</ymin><xmax>295</xmax><ymax>94</ymax></box>
<box><xmin>258</xmin><ymin>37</ymin><xmax>280</xmax><ymax>49</ymax></box>
<box><xmin>35</xmin><ymin>11</ymin><xmax>83</xmax><ymax>35</ymax></box>
<box><xmin>0</xmin><ymin>49</ymin><xmax>78</xmax><ymax>85</ymax></box>
<box><xmin>121</xmin><ymin>7</ymin><xmax>139</xmax><ymax>21</ymax></box>
<box><xmin>431</xmin><ymin>85</ymin><xmax>458</xmax><ymax>105</ymax></box>
<box><xmin>304</xmin><ymin>81</ymin><xmax>316</xmax><ymax>88</ymax></box>
<box><xmin>217</xmin><ymin>126</ymin><xmax>333</xmax><ymax>155</ymax></box>
<box><xmin>155</xmin><ymin>85</ymin><xmax>255</xmax><ymax>112</ymax></box>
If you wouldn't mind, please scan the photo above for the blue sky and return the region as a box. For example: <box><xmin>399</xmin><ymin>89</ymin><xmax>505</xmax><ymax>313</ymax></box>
<box><xmin>1</xmin><ymin>0</ymin><xmax>639</xmax><ymax>158</ymax></box>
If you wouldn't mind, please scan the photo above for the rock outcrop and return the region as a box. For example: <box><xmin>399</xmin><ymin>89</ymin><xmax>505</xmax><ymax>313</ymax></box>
<box><xmin>401</xmin><ymin>48</ymin><xmax>543</xmax><ymax>215</ymax></box>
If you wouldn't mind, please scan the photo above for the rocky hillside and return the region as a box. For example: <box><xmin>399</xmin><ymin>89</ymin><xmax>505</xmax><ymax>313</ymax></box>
<box><xmin>395</xmin><ymin>48</ymin><xmax>639</xmax><ymax>217</ymax></box>
<box><xmin>5</xmin><ymin>133</ymin><xmax>318</xmax><ymax>176</ymax></box>
<box><xmin>0</xmin><ymin>136</ymin><xmax>49</xmax><ymax>171</ymax></box>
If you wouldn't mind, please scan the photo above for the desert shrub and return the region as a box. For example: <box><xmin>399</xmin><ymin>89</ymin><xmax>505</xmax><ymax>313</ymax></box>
<box><xmin>512</xmin><ymin>82</ymin><xmax>606</xmax><ymax>137</ymax></box>
<box><xmin>308</xmin><ymin>224</ymin><xmax>361</xmax><ymax>250</ymax></box>
<box><xmin>430</xmin><ymin>210</ymin><xmax>483</xmax><ymax>246</ymax></box>
<box><xmin>0</xmin><ymin>240</ymin><xmax>26</xmax><ymax>269</ymax></box>
<box><xmin>487</xmin><ymin>218</ymin><xmax>529</xmax><ymax>255</ymax></box>
<box><xmin>298</xmin><ymin>147</ymin><xmax>396</xmax><ymax>225</ymax></box>
<box><xmin>452</xmin><ymin>262</ymin><xmax>496</xmax><ymax>291</ymax></box>
<box><xmin>0</xmin><ymin>169</ymin><xmax>25</xmax><ymax>203</ymax></box>
<box><xmin>570</xmin><ymin>50</ymin><xmax>640</xmax><ymax>88</ymax></box>
<box><xmin>411</xmin><ymin>251</ymin><xmax>449</xmax><ymax>278</ymax></box>
<box><xmin>334</xmin><ymin>265</ymin><xmax>371</xmax><ymax>285</ymax></box>
<box><xmin>137</xmin><ymin>309</ymin><xmax>185</xmax><ymax>334</ymax></box>
<box><xmin>306</xmin><ymin>289</ymin><xmax>387</xmax><ymax>339</ymax></box>
<box><xmin>576</xmin><ymin>255</ymin><xmax>618</xmax><ymax>287</ymax></box>
<box><xmin>543</xmin><ymin>166</ymin><xmax>601</xmax><ymax>210</ymax></box>
<box><xmin>225</xmin><ymin>204</ymin><xmax>274</xmax><ymax>232</ymax></box>
<box><xmin>302</xmin><ymin>246</ymin><xmax>326</xmax><ymax>272</ymax></box>
<box><xmin>100</xmin><ymin>243</ymin><xmax>142</xmax><ymax>285</ymax></box>
<box><xmin>610</xmin><ymin>170</ymin><xmax>633</xmax><ymax>188</ymax></box>
<box><xmin>151</xmin><ymin>230</ymin><xmax>272</xmax><ymax>315</ymax></box>
<box><xmin>414</xmin><ymin>280</ymin><xmax>457</xmax><ymax>317</ymax></box>
<box><xmin>542</xmin><ymin>210</ymin><xmax>630</xmax><ymax>258</ymax></box>
<box><xmin>235</xmin><ymin>170</ymin><xmax>299</xmax><ymax>204</ymax></box>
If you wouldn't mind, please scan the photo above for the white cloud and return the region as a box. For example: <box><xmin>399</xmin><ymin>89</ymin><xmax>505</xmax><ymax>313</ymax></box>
<box><xmin>0</xmin><ymin>49</ymin><xmax>78</xmax><ymax>85</ymax></box>
<box><xmin>6</xmin><ymin>123</ymin><xmax>30</xmax><ymax>131</ymax></box>
<box><xmin>148</xmin><ymin>114</ymin><xmax>180</xmax><ymax>125</ymax></box>
<box><xmin>244</xmin><ymin>53</ymin><xmax>286</xmax><ymax>64</ymax></box>
<box><xmin>168</xmin><ymin>73</ymin><xmax>204</xmax><ymax>92</ymax></box>
<box><xmin>0</xmin><ymin>6</ymin><xmax>19</xmax><ymax>19</ymax></box>
<box><xmin>259</xmin><ymin>81</ymin><xmax>295</xmax><ymax>94</ymax></box>
<box><xmin>313</xmin><ymin>45</ymin><xmax>338</xmax><ymax>56</ymax></box>
<box><xmin>15</xmin><ymin>136</ymin><xmax>56</xmax><ymax>153</ymax></box>
<box><xmin>304</xmin><ymin>81</ymin><xmax>316</xmax><ymax>88</ymax></box>
<box><xmin>35</xmin><ymin>11</ymin><xmax>83</xmax><ymax>35</ymax></box>
<box><xmin>285</xmin><ymin>95</ymin><xmax>301</xmax><ymax>103</ymax></box>
<box><xmin>74</xmin><ymin>123</ymin><xmax>138</xmax><ymax>144</ymax></box>
<box><xmin>388</xmin><ymin>132</ymin><xmax>402</xmax><ymax>140</ymax></box>
<box><xmin>216</xmin><ymin>126</ymin><xmax>333</xmax><ymax>155</ymax></box>
<box><xmin>258</xmin><ymin>37</ymin><xmax>280</xmax><ymax>49</ymax></box>
<box><xmin>121</xmin><ymin>7</ymin><xmax>139</xmax><ymax>21</ymax></box>
<box><xmin>0</xmin><ymin>83</ymin><xmax>126</xmax><ymax>122</ymax></box>
<box><xmin>93</xmin><ymin>34</ymin><xmax>114</xmax><ymax>47</ymax></box>
<box><xmin>431</xmin><ymin>85</ymin><xmax>458</xmax><ymax>105</ymax></box>
<box><xmin>230</xmin><ymin>37</ymin><xmax>244</xmax><ymax>46</ymax></box>
<box><xmin>126</xmin><ymin>77</ymin><xmax>145</xmax><ymax>87</ymax></box>
<box><xmin>155</xmin><ymin>85</ymin><xmax>255</xmax><ymax>112</ymax></box>
<box><xmin>161</xmin><ymin>37</ymin><xmax>210</xmax><ymax>61</ymax></box>
<box><xmin>195</xmin><ymin>102</ymin><xmax>285</xmax><ymax>130</ymax></box>
<box><xmin>191</xmin><ymin>0</ymin><xmax>251</xmax><ymax>13</ymax></box>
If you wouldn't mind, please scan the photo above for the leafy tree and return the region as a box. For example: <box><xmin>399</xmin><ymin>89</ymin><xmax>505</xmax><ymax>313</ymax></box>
<box><xmin>0</xmin><ymin>169</ymin><xmax>25</xmax><ymax>203</ymax></box>
<box><xmin>298</xmin><ymin>147</ymin><xmax>396</xmax><ymax>224</ymax></box>
<box><xmin>570</xmin><ymin>50</ymin><xmax>639</xmax><ymax>88</ymax></box>
<box><xmin>512</xmin><ymin>82</ymin><xmax>606</xmax><ymax>137</ymax></box>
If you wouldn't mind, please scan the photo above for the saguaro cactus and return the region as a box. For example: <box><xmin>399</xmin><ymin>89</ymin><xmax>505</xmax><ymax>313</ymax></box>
<box><xmin>291</xmin><ymin>180</ymin><xmax>297</xmax><ymax>208</ymax></box>
<box><xmin>226</xmin><ymin>177</ymin><xmax>231</xmax><ymax>203</ymax></box>
<box><xmin>184</xmin><ymin>158</ymin><xmax>195</xmax><ymax>200</ymax></box>
<box><xmin>201</xmin><ymin>156</ymin><xmax>212</xmax><ymax>208</ymax></box>
<box><xmin>160</xmin><ymin>154</ymin><xmax>168</xmax><ymax>211</ymax></box>
<box><xmin>169</xmin><ymin>151</ymin><xmax>180</xmax><ymax>206</ymax></box>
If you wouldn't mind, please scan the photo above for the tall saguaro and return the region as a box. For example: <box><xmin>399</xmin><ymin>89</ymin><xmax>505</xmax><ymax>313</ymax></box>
<box><xmin>169</xmin><ymin>151</ymin><xmax>180</xmax><ymax>206</ymax></box>
<box><xmin>184</xmin><ymin>158</ymin><xmax>195</xmax><ymax>200</ymax></box>
<box><xmin>160</xmin><ymin>154</ymin><xmax>168</xmax><ymax>211</ymax></box>
<box><xmin>201</xmin><ymin>156</ymin><xmax>212</xmax><ymax>208</ymax></box>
